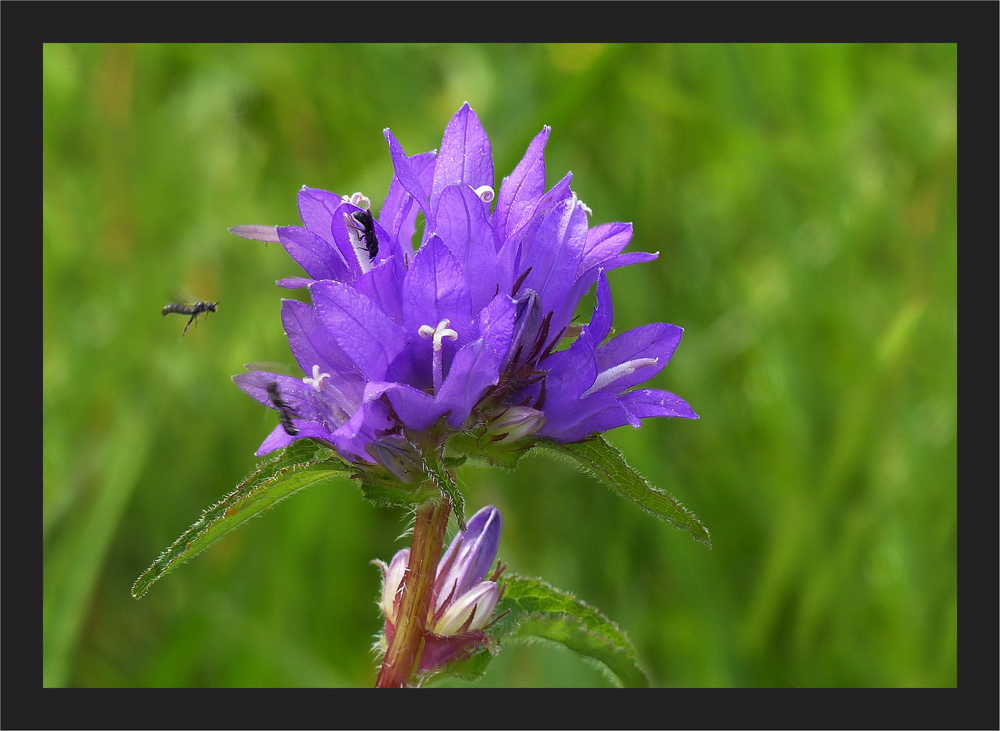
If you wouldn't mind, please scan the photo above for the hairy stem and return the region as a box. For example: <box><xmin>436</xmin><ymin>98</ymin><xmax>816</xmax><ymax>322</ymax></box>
<box><xmin>375</xmin><ymin>496</ymin><xmax>451</xmax><ymax>688</ymax></box>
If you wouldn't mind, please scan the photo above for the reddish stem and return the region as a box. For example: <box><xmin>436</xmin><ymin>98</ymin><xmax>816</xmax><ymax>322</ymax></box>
<box><xmin>375</xmin><ymin>498</ymin><xmax>451</xmax><ymax>688</ymax></box>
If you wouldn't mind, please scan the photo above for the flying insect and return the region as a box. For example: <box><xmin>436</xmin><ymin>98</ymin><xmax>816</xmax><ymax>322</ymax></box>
<box><xmin>162</xmin><ymin>300</ymin><xmax>218</xmax><ymax>338</ymax></box>
<box><xmin>266</xmin><ymin>381</ymin><xmax>300</xmax><ymax>436</ymax></box>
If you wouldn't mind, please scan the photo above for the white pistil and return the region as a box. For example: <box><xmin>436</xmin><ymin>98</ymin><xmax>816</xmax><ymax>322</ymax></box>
<box><xmin>473</xmin><ymin>185</ymin><xmax>495</xmax><ymax>203</ymax></box>
<box><xmin>302</xmin><ymin>364</ymin><xmax>351</xmax><ymax>422</ymax></box>
<box><xmin>582</xmin><ymin>357</ymin><xmax>658</xmax><ymax>396</ymax></box>
<box><xmin>419</xmin><ymin>319</ymin><xmax>459</xmax><ymax>393</ymax></box>
<box><xmin>342</xmin><ymin>191</ymin><xmax>371</xmax><ymax>210</ymax></box>
<box><xmin>303</xmin><ymin>364</ymin><xmax>331</xmax><ymax>391</ymax></box>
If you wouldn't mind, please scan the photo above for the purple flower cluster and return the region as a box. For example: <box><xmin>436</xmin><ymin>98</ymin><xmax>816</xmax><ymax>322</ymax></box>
<box><xmin>232</xmin><ymin>103</ymin><xmax>696</xmax><ymax>463</ymax></box>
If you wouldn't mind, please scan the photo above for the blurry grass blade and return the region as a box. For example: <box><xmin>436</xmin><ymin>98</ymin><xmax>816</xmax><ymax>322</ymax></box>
<box><xmin>131</xmin><ymin>440</ymin><xmax>351</xmax><ymax>599</ymax></box>
<box><xmin>540</xmin><ymin>436</ymin><xmax>711</xmax><ymax>547</ymax></box>
<box><xmin>491</xmin><ymin>575</ymin><xmax>648</xmax><ymax>688</ymax></box>
<box><xmin>44</xmin><ymin>401</ymin><xmax>152</xmax><ymax>687</ymax></box>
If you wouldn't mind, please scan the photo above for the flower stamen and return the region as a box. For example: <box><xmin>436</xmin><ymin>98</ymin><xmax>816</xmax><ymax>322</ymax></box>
<box><xmin>419</xmin><ymin>319</ymin><xmax>459</xmax><ymax>394</ymax></box>
<box><xmin>302</xmin><ymin>364</ymin><xmax>331</xmax><ymax>392</ymax></box>
<box><xmin>342</xmin><ymin>191</ymin><xmax>371</xmax><ymax>210</ymax></box>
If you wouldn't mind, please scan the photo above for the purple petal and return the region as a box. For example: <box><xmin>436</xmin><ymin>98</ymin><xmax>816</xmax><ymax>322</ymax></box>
<box><xmin>436</xmin><ymin>339</ymin><xmax>499</xmax><ymax>429</ymax></box>
<box><xmin>384</xmin><ymin>128</ymin><xmax>434</xmax><ymax>228</ymax></box>
<box><xmin>579</xmin><ymin>222</ymin><xmax>633</xmax><ymax>276</ymax></box>
<box><xmin>354</xmin><ymin>257</ymin><xmax>404</xmax><ymax>324</ymax></box>
<box><xmin>330</xmin><ymin>384</ymin><xmax>396</xmax><ymax>461</ymax></box>
<box><xmin>380</xmin><ymin>150</ymin><xmax>437</xmax><ymax>267</ymax></box>
<box><xmin>538</xmin><ymin>390</ymin><xmax>635</xmax><ymax>442</ymax></box>
<box><xmin>281</xmin><ymin>299</ymin><xmax>365</xmax><ymax>406</ymax></box>
<box><xmin>277</xmin><ymin>277</ymin><xmax>313</xmax><ymax>289</ymax></box>
<box><xmin>254</xmin><ymin>420</ymin><xmax>338</xmax><ymax>457</ymax></box>
<box><xmin>430</xmin><ymin>103</ymin><xmax>494</xmax><ymax>213</ymax></box>
<box><xmin>619</xmin><ymin>389</ymin><xmax>699</xmax><ymax>420</ymax></box>
<box><xmin>595</xmin><ymin>323</ymin><xmax>683</xmax><ymax>394</ymax></box>
<box><xmin>433</xmin><ymin>184</ymin><xmax>505</xmax><ymax>314</ymax></box>
<box><xmin>588</xmin><ymin>270</ymin><xmax>614</xmax><ymax>344</ymax></box>
<box><xmin>277</xmin><ymin>225</ymin><xmax>350</xmax><ymax>282</ymax></box>
<box><xmin>255</xmin><ymin>423</ymin><xmax>297</xmax><ymax>456</ymax></box>
<box><xmin>401</xmin><ymin>235</ymin><xmax>474</xmax><ymax>351</ymax></box>
<box><xmin>563</xmin><ymin>250</ymin><xmax>660</xmax><ymax>334</ymax></box>
<box><xmin>297</xmin><ymin>187</ymin><xmax>354</xmax><ymax>270</ymax></box>
<box><xmin>520</xmin><ymin>196</ymin><xmax>589</xmax><ymax>341</ymax></box>
<box><xmin>536</xmin><ymin>331</ymin><xmax>598</xmax><ymax>405</ymax></box>
<box><xmin>474</xmin><ymin>293</ymin><xmax>517</xmax><ymax>368</ymax></box>
<box><xmin>495</xmin><ymin>126</ymin><xmax>550</xmax><ymax>243</ymax></box>
<box><xmin>233</xmin><ymin>372</ymin><xmax>324</xmax><ymax>422</ymax></box>
<box><xmin>310</xmin><ymin>280</ymin><xmax>405</xmax><ymax>380</ymax></box>
<box><xmin>229</xmin><ymin>225</ymin><xmax>280</xmax><ymax>243</ymax></box>
<box><xmin>506</xmin><ymin>171</ymin><xmax>575</xmax><ymax>249</ymax></box>
<box><xmin>384</xmin><ymin>382</ymin><xmax>448</xmax><ymax>432</ymax></box>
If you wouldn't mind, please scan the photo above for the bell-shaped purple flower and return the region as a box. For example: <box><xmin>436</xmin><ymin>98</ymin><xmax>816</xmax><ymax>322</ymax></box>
<box><xmin>376</xmin><ymin>505</ymin><xmax>504</xmax><ymax>675</ymax></box>
<box><xmin>231</xmin><ymin>102</ymin><xmax>696</xmax><ymax>463</ymax></box>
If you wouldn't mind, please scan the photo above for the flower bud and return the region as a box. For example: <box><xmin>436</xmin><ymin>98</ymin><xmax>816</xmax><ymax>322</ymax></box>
<box><xmin>484</xmin><ymin>405</ymin><xmax>546</xmax><ymax>442</ymax></box>
<box><xmin>433</xmin><ymin>506</ymin><xmax>502</xmax><ymax>614</ymax></box>
<box><xmin>368</xmin><ymin>435</ymin><xmax>424</xmax><ymax>484</ymax></box>
<box><xmin>379</xmin><ymin>548</ymin><xmax>409</xmax><ymax>623</ymax></box>
<box><xmin>431</xmin><ymin>580</ymin><xmax>500</xmax><ymax>635</ymax></box>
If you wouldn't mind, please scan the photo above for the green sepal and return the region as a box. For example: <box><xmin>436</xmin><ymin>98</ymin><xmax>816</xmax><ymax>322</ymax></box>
<box><xmin>446</xmin><ymin>429</ymin><xmax>537</xmax><ymax>470</ymax></box>
<box><xmin>131</xmin><ymin>440</ymin><xmax>351</xmax><ymax>599</ymax></box>
<box><xmin>539</xmin><ymin>436</ymin><xmax>711</xmax><ymax>547</ymax></box>
<box><xmin>419</xmin><ymin>444</ymin><xmax>467</xmax><ymax>532</ymax></box>
<box><xmin>358</xmin><ymin>480</ymin><xmax>440</xmax><ymax>508</ymax></box>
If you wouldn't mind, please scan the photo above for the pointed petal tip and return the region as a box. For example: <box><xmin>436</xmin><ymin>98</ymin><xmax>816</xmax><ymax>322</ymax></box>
<box><xmin>229</xmin><ymin>224</ymin><xmax>280</xmax><ymax>243</ymax></box>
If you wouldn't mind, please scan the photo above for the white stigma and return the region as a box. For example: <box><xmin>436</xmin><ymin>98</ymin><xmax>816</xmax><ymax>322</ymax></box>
<box><xmin>342</xmin><ymin>191</ymin><xmax>371</xmax><ymax>210</ymax></box>
<box><xmin>419</xmin><ymin>319</ymin><xmax>459</xmax><ymax>352</ymax></box>
<box><xmin>583</xmin><ymin>357</ymin><xmax>659</xmax><ymax>396</ymax></box>
<box><xmin>579</xmin><ymin>199</ymin><xmax>593</xmax><ymax>216</ymax></box>
<box><xmin>302</xmin><ymin>364</ymin><xmax>331</xmax><ymax>392</ymax></box>
<box><xmin>473</xmin><ymin>184</ymin><xmax>495</xmax><ymax>203</ymax></box>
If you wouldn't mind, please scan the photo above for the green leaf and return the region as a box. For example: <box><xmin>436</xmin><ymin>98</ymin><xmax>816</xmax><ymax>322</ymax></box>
<box><xmin>491</xmin><ymin>574</ymin><xmax>649</xmax><ymax>688</ymax></box>
<box><xmin>131</xmin><ymin>440</ymin><xmax>352</xmax><ymax>599</ymax></box>
<box><xmin>539</xmin><ymin>436</ymin><xmax>711</xmax><ymax>547</ymax></box>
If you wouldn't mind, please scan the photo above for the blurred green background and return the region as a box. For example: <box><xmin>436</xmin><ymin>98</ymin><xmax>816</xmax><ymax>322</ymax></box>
<box><xmin>43</xmin><ymin>43</ymin><xmax>956</xmax><ymax>688</ymax></box>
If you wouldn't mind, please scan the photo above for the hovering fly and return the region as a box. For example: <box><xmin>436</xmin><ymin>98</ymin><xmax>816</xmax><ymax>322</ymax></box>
<box><xmin>344</xmin><ymin>208</ymin><xmax>379</xmax><ymax>261</ymax></box>
<box><xmin>162</xmin><ymin>300</ymin><xmax>218</xmax><ymax>338</ymax></box>
<box><xmin>266</xmin><ymin>381</ymin><xmax>300</xmax><ymax>436</ymax></box>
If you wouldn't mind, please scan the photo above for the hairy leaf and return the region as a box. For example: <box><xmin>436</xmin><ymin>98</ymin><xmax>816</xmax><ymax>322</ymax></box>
<box><xmin>428</xmin><ymin>574</ymin><xmax>648</xmax><ymax>688</ymax></box>
<box><xmin>131</xmin><ymin>440</ymin><xmax>351</xmax><ymax>599</ymax></box>
<box><xmin>539</xmin><ymin>436</ymin><xmax>711</xmax><ymax>547</ymax></box>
